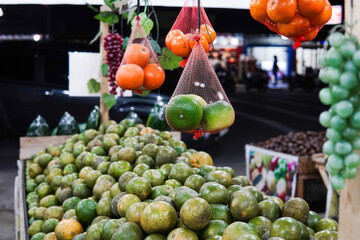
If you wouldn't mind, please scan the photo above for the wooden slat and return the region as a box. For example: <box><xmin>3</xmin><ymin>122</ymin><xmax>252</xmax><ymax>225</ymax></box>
<box><xmin>19</xmin><ymin>136</ymin><xmax>71</xmax><ymax>160</ymax></box>
<box><xmin>99</xmin><ymin>5</ymin><xmax>110</xmax><ymax>123</ymax></box>
<box><xmin>18</xmin><ymin>160</ymin><xmax>27</xmax><ymax>240</ymax></box>
<box><xmin>316</xmin><ymin>164</ymin><xmax>329</xmax><ymax>190</ymax></box>
<box><xmin>312</xmin><ymin>153</ymin><xmax>326</xmax><ymax>164</ymax></box>
<box><xmin>339</xmin><ymin>2</ymin><xmax>360</xmax><ymax>239</ymax></box>
<box><xmin>338</xmin><ymin>165</ymin><xmax>360</xmax><ymax>240</ymax></box>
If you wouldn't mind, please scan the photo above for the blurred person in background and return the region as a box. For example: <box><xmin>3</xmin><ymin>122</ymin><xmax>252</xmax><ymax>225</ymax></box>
<box><xmin>272</xmin><ymin>55</ymin><xmax>279</xmax><ymax>85</ymax></box>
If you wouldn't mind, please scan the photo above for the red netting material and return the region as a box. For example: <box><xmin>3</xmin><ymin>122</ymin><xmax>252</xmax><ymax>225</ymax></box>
<box><xmin>250</xmin><ymin>0</ymin><xmax>332</xmax><ymax>49</ymax></box>
<box><xmin>165</xmin><ymin>0</ymin><xmax>216</xmax><ymax>66</ymax></box>
<box><xmin>170</xmin><ymin>0</ymin><xmax>213</xmax><ymax>34</ymax></box>
<box><xmin>116</xmin><ymin>19</ymin><xmax>165</xmax><ymax>93</ymax></box>
<box><xmin>165</xmin><ymin>42</ymin><xmax>235</xmax><ymax>140</ymax></box>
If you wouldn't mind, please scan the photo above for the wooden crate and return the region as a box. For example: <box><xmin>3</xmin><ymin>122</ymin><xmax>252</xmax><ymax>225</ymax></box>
<box><xmin>296</xmin><ymin>155</ymin><xmax>322</xmax><ymax>199</ymax></box>
<box><xmin>19</xmin><ymin>136</ymin><xmax>72</xmax><ymax>160</ymax></box>
<box><xmin>17</xmin><ymin>132</ymin><xmax>181</xmax><ymax>239</ymax></box>
<box><xmin>298</xmin><ymin>155</ymin><xmax>318</xmax><ymax>174</ymax></box>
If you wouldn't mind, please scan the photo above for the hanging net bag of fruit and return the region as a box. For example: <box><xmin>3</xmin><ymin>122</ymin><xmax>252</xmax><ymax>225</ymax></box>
<box><xmin>250</xmin><ymin>0</ymin><xmax>332</xmax><ymax>48</ymax></box>
<box><xmin>165</xmin><ymin>42</ymin><xmax>235</xmax><ymax>140</ymax></box>
<box><xmin>165</xmin><ymin>0</ymin><xmax>216</xmax><ymax>67</ymax></box>
<box><xmin>116</xmin><ymin>18</ymin><xmax>165</xmax><ymax>95</ymax></box>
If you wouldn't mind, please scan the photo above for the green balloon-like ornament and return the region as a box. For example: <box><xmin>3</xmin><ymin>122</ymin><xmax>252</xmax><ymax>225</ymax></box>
<box><xmin>340</xmin><ymin>72</ymin><xmax>358</xmax><ymax>89</ymax></box>
<box><xmin>344</xmin><ymin>152</ymin><xmax>360</xmax><ymax>168</ymax></box>
<box><xmin>331</xmin><ymin>85</ymin><xmax>350</xmax><ymax>100</ymax></box>
<box><xmin>328</xmin><ymin>32</ymin><xmax>345</xmax><ymax>48</ymax></box>
<box><xmin>335</xmin><ymin>140</ymin><xmax>353</xmax><ymax>155</ymax></box>
<box><xmin>352</xmin><ymin>50</ymin><xmax>360</xmax><ymax>67</ymax></box>
<box><xmin>331</xmin><ymin>174</ymin><xmax>346</xmax><ymax>191</ymax></box>
<box><xmin>341</xmin><ymin>167</ymin><xmax>358</xmax><ymax>179</ymax></box>
<box><xmin>342</xmin><ymin>127</ymin><xmax>359</xmax><ymax>140</ymax></box>
<box><xmin>349</xmin><ymin>94</ymin><xmax>360</xmax><ymax>107</ymax></box>
<box><xmin>323</xmin><ymin>140</ymin><xmax>335</xmax><ymax>155</ymax></box>
<box><xmin>335</xmin><ymin>100</ymin><xmax>354</xmax><ymax>118</ymax></box>
<box><xmin>319</xmin><ymin>111</ymin><xmax>332</xmax><ymax>128</ymax></box>
<box><xmin>326</xmin><ymin>128</ymin><xmax>342</xmax><ymax>142</ymax></box>
<box><xmin>330</xmin><ymin>115</ymin><xmax>347</xmax><ymax>131</ymax></box>
<box><xmin>350</xmin><ymin>111</ymin><xmax>360</xmax><ymax>128</ymax></box>
<box><xmin>352</xmin><ymin>136</ymin><xmax>360</xmax><ymax>150</ymax></box>
<box><xmin>319</xmin><ymin>88</ymin><xmax>334</xmax><ymax>105</ymax></box>
<box><xmin>327</xmin><ymin>154</ymin><xmax>344</xmax><ymax>171</ymax></box>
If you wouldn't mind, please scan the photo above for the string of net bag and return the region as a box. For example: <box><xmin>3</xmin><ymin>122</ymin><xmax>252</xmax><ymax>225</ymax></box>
<box><xmin>165</xmin><ymin>42</ymin><xmax>235</xmax><ymax>140</ymax></box>
<box><xmin>165</xmin><ymin>0</ymin><xmax>216</xmax><ymax>67</ymax></box>
<box><xmin>116</xmin><ymin>6</ymin><xmax>165</xmax><ymax>95</ymax></box>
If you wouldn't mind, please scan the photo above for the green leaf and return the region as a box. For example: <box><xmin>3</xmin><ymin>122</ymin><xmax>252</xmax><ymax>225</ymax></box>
<box><xmin>158</xmin><ymin>47</ymin><xmax>182</xmax><ymax>70</ymax></box>
<box><xmin>94</xmin><ymin>11</ymin><xmax>119</xmax><ymax>24</ymax></box>
<box><xmin>122</xmin><ymin>37</ymin><xmax>129</xmax><ymax>50</ymax></box>
<box><xmin>103</xmin><ymin>93</ymin><xmax>117</xmax><ymax>110</ymax></box>
<box><xmin>86</xmin><ymin>3</ymin><xmax>99</xmax><ymax>13</ymax></box>
<box><xmin>150</xmin><ymin>39</ymin><xmax>161</xmax><ymax>54</ymax></box>
<box><xmin>87</xmin><ymin>78</ymin><xmax>101</xmax><ymax>93</ymax></box>
<box><xmin>101</xmin><ymin>63</ymin><xmax>109</xmax><ymax>77</ymax></box>
<box><xmin>104</xmin><ymin>0</ymin><xmax>117</xmax><ymax>10</ymax></box>
<box><xmin>131</xmin><ymin>12</ymin><xmax>154</xmax><ymax>36</ymax></box>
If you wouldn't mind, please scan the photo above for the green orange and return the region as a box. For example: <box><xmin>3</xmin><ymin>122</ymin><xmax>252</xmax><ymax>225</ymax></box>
<box><xmin>165</xmin><ymin>94</ymin><xmax>203</xmax><ymax>131</ymax></box>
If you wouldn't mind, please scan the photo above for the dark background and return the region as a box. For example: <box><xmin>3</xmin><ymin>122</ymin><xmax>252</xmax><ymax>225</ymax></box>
<box><xmin>0</xmin><ymin>1</ymin><xmax>344</xmax><ymax>88</ymax></box>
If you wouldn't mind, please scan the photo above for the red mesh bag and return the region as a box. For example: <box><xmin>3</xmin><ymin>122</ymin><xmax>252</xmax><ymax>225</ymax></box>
<box><xmin>165</xmin><ymin>0</ymin><xmax>217</xmax><ymax>67</ymax></box>
<box><xmin>116</xmin><ymin>18</ymin><xmax>165</xmax><ymax>94</ymax></box>
<box><xmin>250</xmin><ymin>0</ymin><xmax>332</xmax><ymax>48</ymax></box>
<box><xmin>165</xmin><ymin>42</ymin><xmax>235</xmax><ymax>140</ymax></box>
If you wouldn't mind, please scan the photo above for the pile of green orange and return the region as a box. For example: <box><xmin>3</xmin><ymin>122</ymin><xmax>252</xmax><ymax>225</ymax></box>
<box><xmin>165</xmin><ymin>94</ymin><xmax>235</xmax><ymax>133</ymax></box>
<box><xmin>25</xmin><ymin>119</ymin><xmax>337</xmax><ymax>240</ymax></box>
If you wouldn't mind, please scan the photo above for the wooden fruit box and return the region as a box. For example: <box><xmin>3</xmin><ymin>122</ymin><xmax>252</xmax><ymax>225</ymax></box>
<box><xmin>16</xmin><ymin>132</ymin><xmax>181</xmax><ymax>240</ymax></box>
<box><xmin>310</xmin><ymin>152</ymin><xmax>360</xmax><ymax>240</ymax></box>
<box><xmin>17</xmin><ymin>135</ymin><xmax>72</xmax><ymax>240</ymax></box>
<box><xmin>298</xmin><ymin>155</ymin><xmax>318</xmax><ymax>175</ymax></box>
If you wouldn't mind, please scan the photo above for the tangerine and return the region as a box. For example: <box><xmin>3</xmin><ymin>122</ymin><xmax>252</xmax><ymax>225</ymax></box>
<box><xmin>310</xmin><ymin>0</ymin><xmax>332</xmax><ymax>27</ymax></box>
<box><xmin>190</xmin><ymin>35</ymin><xmax>209</xmax><ymax>53</ymax></box>
<box><xmin>266</xmin><ymin>0</ymin><xmax>297</xmax><ymax>23</ymax></box>
<box><xmin>264</xmin><ymin>19</ymin><xmax>278</xmax><ymax>32</ymax></box>
<box><xmin>171</xmin><ymin>34</ymin><xmax>191</xmax><ymax>58</ymax></box>
<box><xmin>200</xmin><ymin>24</ymin><xmax>217</xmax><ymax>44</ymax></box>
<box><xmin>298</xmin><ymin>0</ymin><xmax>326</xmax><ymax>17</ymax></box>
<box><xmin>166</xmin><ymin>29</ymin><xmax>184</xmax><ymax>51</ymax></box>
<box><xmin>116</xmin><ymin>64</ymin><xmax>144</xmax><ymax>91</ymax></box>
<box><xmin>143</xmin><ymin>64</ymin><xmax>165</xmax><ymax>90</ymax></box>
<box><xmin>124</xmin><ymin>43</ymin><xmax>150</xmax><ymax>68</ymax></box>
<box><xmin>278</xmin><ymin>13</ymin><xmax>310</xmax><ymax>38</ymax></box>
<box><xmin>301</xmin><ymin>27</ymin><xmax>319</xmax><ymax>41</ymax></box>
<box><xmin>250</xmin><ymin>0</ymin><xmax>269</xmax><ymax>23</ymax></box>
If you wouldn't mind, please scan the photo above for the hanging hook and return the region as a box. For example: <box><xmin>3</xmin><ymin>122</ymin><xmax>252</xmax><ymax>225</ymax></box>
<box><xmin>197</xmin><ymin>0</ymin><xmax>201</xmax><ymax>31</ymax></box>
<box><xmin>136</xmin><ymin>0</ymin><xmax>141</xmax><ymax>20</ymax></box>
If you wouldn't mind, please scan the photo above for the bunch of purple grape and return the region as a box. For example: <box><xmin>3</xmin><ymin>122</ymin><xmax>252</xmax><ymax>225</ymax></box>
<box><xmin>104</xmin><ymin>32</ymin><xmax>123</xmax><ymax>95</ymax></box>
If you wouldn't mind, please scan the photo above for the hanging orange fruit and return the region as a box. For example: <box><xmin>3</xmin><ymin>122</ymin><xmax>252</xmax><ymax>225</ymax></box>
<box><xmin>250</xmin><ymin>0</ymin><xmax>333</xmax><ymax>47</ymax></box>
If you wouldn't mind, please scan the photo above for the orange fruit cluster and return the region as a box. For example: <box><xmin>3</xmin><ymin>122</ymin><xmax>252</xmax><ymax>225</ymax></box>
<box><xmin>116</xmin><ymin>43</ymin><xmax>165</xmax><ymax>91</ymax></box>
<box><xmin>166</xmin><ymin>24</ymin><xmax>216</xmax><ymax>58</ymax></box>
<box><xmin>250</xmin><ymin>0</ymin><xmax>332</xmax><ymax>42</ymax></box>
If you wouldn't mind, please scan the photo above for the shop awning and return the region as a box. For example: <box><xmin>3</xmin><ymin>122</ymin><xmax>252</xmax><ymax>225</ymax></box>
<box><xmin>0</xmin><ymin>0</ymin><xmax>250</xmax><ymax>9</ymax></box>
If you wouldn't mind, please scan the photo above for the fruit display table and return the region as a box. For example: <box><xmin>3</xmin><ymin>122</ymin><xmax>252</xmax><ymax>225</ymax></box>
<box><xmin>16</xmin><ymin>132</ymin><xmax>181</xmax><ymax>239</ymax></box>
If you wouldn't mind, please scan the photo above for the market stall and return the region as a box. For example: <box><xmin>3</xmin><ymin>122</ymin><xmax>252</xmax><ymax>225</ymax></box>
<box><xmin>11</xmin><ymin>0</ymin><xmax>360</xmax><ymax>239</ymax></box>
